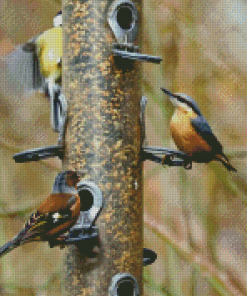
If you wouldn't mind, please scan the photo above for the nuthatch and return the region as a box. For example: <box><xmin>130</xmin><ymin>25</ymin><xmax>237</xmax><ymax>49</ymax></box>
<box><xmin>0</xmin><ymin>171</ymin><xmax>81</xmax><ymax>257</ymax></box>
<box><xmin>161</xmin><ymin>88</ymin><xmax>237</xmax><ymax>172</ymax></box>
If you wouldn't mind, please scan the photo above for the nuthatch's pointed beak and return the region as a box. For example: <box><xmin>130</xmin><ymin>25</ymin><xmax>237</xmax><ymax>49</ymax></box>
<box><xmin>160</xmin><ymin>87</ymin><xmax>178</xmax><ymax>105</ymax></box>
<box><xmin>160</xmin><ymin>87</ymin><xmax>176</xmax><ymax>98</ymax></box>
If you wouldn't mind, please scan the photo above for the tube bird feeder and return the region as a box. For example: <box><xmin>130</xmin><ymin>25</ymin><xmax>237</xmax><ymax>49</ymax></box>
<box><xmin>62</xmin><ymin>0</ymin><xmax>143</xmax><ymax>295</ymax></box>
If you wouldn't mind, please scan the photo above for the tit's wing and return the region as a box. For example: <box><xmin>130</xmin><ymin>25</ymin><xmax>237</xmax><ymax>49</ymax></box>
<box><xmin>0</xmin><ymin>38</ymin><xmax>44</xmax><ymax>100</ymax></box>
<box><xmin>191</xmin><ymin>116</ymin><xmax>223</xmax><ymax>153</ymax></box>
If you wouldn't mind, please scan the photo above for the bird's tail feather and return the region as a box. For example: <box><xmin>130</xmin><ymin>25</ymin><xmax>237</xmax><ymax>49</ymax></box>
<box><xmin>215</xmin><ymin>154</ymin><xmax>237</xmax><ymax>172</ymax></box>
<box><xmin>0</xmin><ymin>231</ymin><xmax>30</xmax><ymax>258</ymax></box>
<box><xmin>0</xmin><ymin>240</ymin><xmax>18</xmax><ymax>257</ymax></box>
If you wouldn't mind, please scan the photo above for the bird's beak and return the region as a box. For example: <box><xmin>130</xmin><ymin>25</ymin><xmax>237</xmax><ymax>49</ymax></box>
<box><xmin>160</xmin><ymin>87</ymin><xmax>177</xmax><ymax>104</ymax></box>
<box><xmin>72</xmin><ymin>170</ymin><xmax>87</xmax><ymax>186</ymax></box>
<box><xmin>161</xmin><ymin>87</ymin><xmax>175</xmax><ymax>98</ymax></box>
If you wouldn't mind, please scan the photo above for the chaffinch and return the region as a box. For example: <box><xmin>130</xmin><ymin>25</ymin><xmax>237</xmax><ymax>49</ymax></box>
<box><xmin>0</xmin><ymin>170</ymin><xmax>81</xmax><ymax>257</ymax></box>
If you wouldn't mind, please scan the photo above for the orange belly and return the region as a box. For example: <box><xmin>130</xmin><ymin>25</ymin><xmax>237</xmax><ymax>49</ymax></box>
<box><xmin>170</xmin><ymin>110</ymin><xmax>212</xmax><ymax>157</ymax></box>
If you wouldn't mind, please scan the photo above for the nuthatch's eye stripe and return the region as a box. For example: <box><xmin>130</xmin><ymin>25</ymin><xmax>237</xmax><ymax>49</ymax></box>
<box><xmin>161</xmin><ymin>88</ymin><xmax>186</xmax><ymax>103</ymax></box>
<box><xmin>161</xmin><ymin>87</ymin><xmax>202</xmax><ymax>116</ymax></box>
<box><xmin>161</xmin><ymin>87</ymin><xmax>188</xmax><ymax>102</ymax></box>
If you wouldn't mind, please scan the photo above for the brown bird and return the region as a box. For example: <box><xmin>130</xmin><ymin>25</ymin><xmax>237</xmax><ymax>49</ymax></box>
<box><xmin>161</xmin><ymin>88</ymin><xmax>237</xmax><ymax>171</ymax></box>
<box><xmin>0</xmin><ymin>171</ymin><xmax>81</xmax><ymax>257</ymax></box>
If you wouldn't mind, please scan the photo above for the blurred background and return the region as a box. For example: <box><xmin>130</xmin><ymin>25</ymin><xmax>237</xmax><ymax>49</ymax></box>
<box><xmin>0</xmin><ymin>0</ymin><xmax>247</xmax><ymax>295</ymax></box>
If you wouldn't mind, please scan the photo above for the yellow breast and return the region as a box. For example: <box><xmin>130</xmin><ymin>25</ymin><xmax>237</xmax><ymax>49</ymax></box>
<box><xmin>170</xmin><ymin>107</ymin><xmax>212</xmax><ymax>156</ymax></box>
<box><xmin>35</xmin><ymin>27</ymin><xmax>62</xmax><ymax>80</ymax></box>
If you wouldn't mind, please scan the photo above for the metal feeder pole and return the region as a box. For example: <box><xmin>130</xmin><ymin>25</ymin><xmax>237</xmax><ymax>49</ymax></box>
<box><xmin>62</xmin><ymin>0</ymin><xmax>142</xmax><ymax>295</ymax></box>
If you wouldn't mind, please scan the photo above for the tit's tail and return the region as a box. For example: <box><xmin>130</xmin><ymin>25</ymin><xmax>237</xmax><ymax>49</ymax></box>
<box><xmin>215</xmin><ymin>154</ymin><xmax>237</xmax><ymax>172</ymax></box>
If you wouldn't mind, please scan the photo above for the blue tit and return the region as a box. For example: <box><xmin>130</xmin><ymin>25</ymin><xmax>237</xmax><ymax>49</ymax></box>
<box><xmin>0</xmin><ymin>11</ymin><xmax>64</xmax><ymax>133</ymax></box>
<box><xmin>34</xmin><ymin>11</ymin><xmax>62</xmax><ymax>99</ymax></box>
<box><xmin>23</xmin><ymin>11</ymin><xmax>63</xmax><ymax>132</ymax></box>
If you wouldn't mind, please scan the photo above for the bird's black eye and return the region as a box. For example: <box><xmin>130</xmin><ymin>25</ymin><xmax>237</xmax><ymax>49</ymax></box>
<box><xmin>72</xmin><ymin>173</ymin><xmax>80</xmax><ymax>182</ymax></box>
<box><xmin>71</xmin><ymin>172</ymin><xmax>77</xmax><ymax>178</ymax></box>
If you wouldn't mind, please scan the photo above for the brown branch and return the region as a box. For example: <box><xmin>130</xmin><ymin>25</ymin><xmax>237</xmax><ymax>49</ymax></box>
<box><xmin>144</xmin><ymin>213</ymin><xmax>244</xmax><ymax>296</ymax></box>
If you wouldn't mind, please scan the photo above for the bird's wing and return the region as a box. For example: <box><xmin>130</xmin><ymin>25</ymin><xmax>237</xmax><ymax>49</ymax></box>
<box><xmin>0</xmin><ymin>38</ymin><xmax>44</xmax><ymax>100</ymax></box>
<box><xmin>191</xmin><ymin>116</ymin><xmax>223</xmax><ymax>153</ymax></box>
<box><xmin>18</xmin><ymin>211</ymin><xmax>48</xmax><ymax>240</ymax></box>
<box><xmin>20</xmin><ymin>197</ymin><xmax>77</xmax><ymax>240</ymax></box>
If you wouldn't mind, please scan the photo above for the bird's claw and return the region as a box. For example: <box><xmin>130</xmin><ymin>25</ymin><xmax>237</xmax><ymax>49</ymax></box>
<box><xmin>183</xmin><ymin>161</ymin><xmax>192</xmax><ymax>170</ymax></box>
<box><xmin>162</xmin><ymin>154</ymin><xmax>174</xmax><ymax>166</ymax></box>
<box><xmin>48</xmin><ymin>233</ymin><xmax>69</xmax><ymax>248</ymax></box>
